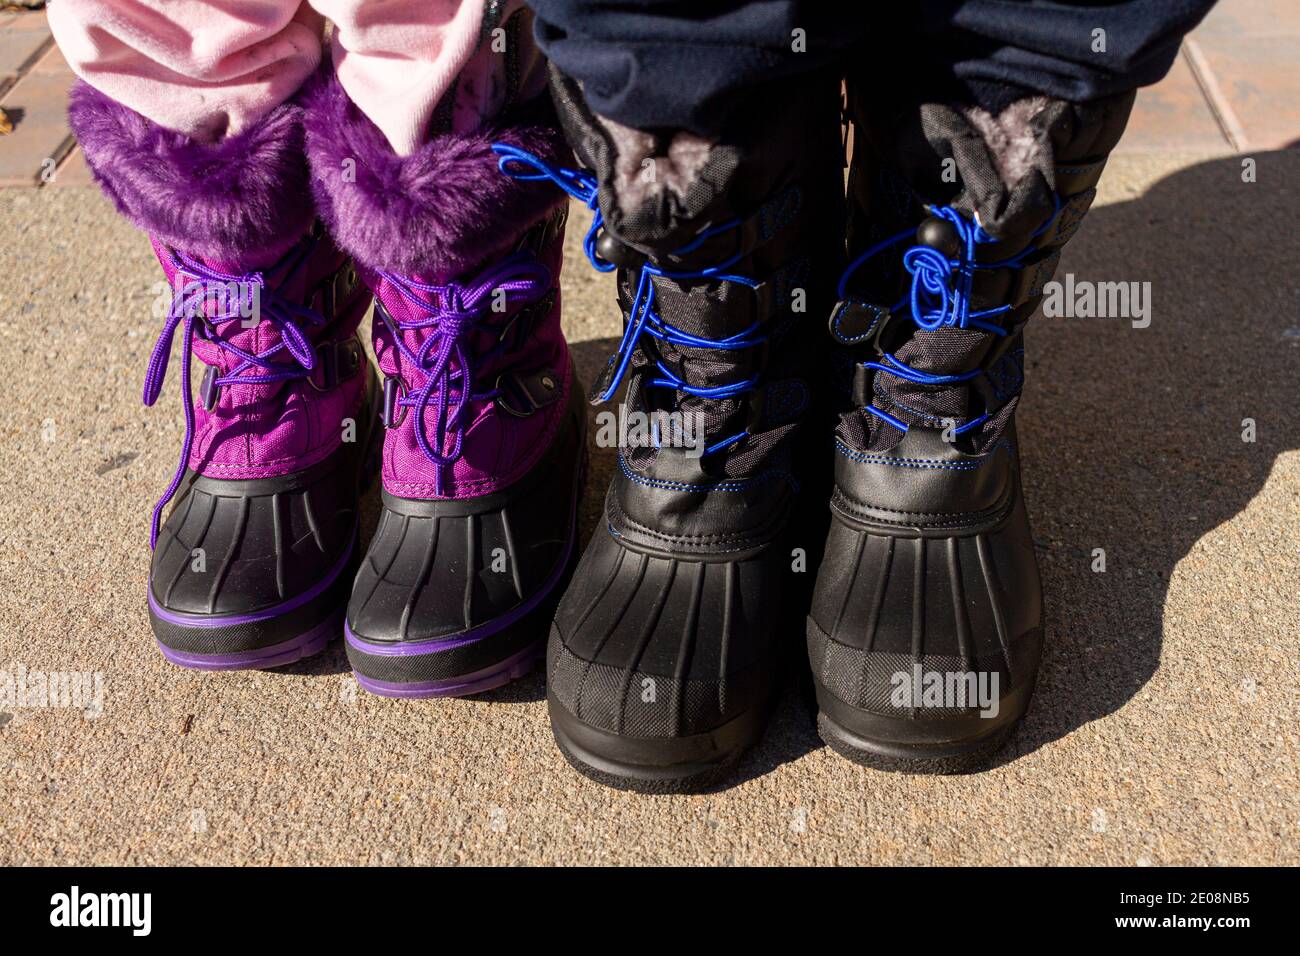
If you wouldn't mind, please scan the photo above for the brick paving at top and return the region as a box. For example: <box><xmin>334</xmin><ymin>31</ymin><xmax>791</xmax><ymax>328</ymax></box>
<box><xmin>0</xmin><ymin>9</ymin><xmax>52</xmax><ymax>92</ymax></box>
<box><xmin>0</xmin><ymin>0</ymin><xmax>1295</xmax><ymax>186</ymax></box>
<box><xmin>0</xmin><ymin>43</ymin><xmax>75</xmax><ymax>186</ymax></box>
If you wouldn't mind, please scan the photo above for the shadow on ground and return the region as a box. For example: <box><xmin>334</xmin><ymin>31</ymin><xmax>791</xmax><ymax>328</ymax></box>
<box><xmin>1002</xmin><ymin>148</ymin><xmax>1298</xmax><ymax>766</ymax></box>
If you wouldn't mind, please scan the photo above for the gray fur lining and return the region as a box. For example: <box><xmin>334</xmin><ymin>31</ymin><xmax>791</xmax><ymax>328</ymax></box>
<box><xmin>960</xmin><ymin>97</ymin><xmax>1052</xmax><ymax>187</ymax></box>
<box><xmin>598</xmin><ymin>115</ymin><xmax>716</xmax><ymax>214</ymax></box>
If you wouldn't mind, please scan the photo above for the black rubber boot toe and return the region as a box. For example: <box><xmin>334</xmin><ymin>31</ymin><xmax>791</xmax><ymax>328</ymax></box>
<box><xmin>547</xmin><ymin>516</ymin><xmax>783</xmax><ymax>792</ymax></box>
<box><xmin>149</xmin><ymin>371</ymin><xmax>378</xmax><ymax>670</ymax></box>
<box><xmin>345</xmin><ymin>387</ymin><xmax>586</xmax><ymax>697</ymax></box>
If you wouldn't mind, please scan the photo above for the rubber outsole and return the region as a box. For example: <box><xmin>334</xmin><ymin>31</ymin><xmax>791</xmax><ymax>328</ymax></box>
<box><xmin>816</xmin><ymin>710</ymin><xmax>1020</xmax><ymax>774</ymax></box>
<box><xmin>547</xmin><ymin>693</ymin><xmax>768</xmax><ymax>794</ymax></box>
<box><xmin>155</xmin><ymin>609</ymin><xmax>342</xmax><ymax>671</ymax></box>
<box><xmin>552</xmin><ymin>736</ymin><xmax>741</xmax><ymax>795</ymax></box>
<box><xmin>351</xmin><ymin>639</ymin><xmax>544</xmax><ymax>698</ymax></box>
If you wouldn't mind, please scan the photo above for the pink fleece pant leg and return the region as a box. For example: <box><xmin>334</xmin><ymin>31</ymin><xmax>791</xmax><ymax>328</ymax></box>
<box><xmin>48</xmin><ymin>1</ymin><xmax>325</xmax><ymax>143</ymax></box>
<box><xmin>48</xmin><ymin>0</ymin><xmax>545</xmax><ymax>153</ymax></box>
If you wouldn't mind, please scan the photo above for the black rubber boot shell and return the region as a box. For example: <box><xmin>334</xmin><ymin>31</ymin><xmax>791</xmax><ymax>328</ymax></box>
<box><xmin>148</xmin><ymin>368</ymin><xmax>380</xmax><ymax>670</ymax></box>
<box><xmin>344</xmin><ymin>378</ymin><xmax>587</xmax><ymax>698</ymax></box>
<box><xmin>547</xmin><ymin>468</ymin><xmax>796</xmax><ymax>793</ymax></box>
<box><xmin>808</xmin><ymin>428</ymin><xmax>1043</xmax><ymax>773</ymax></box>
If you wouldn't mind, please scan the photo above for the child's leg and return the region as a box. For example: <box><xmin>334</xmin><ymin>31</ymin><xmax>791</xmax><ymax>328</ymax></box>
<box><xmin>808</xmin><ymin>1</ymin><xmax>1216</xmax><ymax>771</ymax></box>
<box><xmin>526</xmin><ymin>0</ymin><xmax>856</xmax><ymax>137</ymax></box>
<box><xmin>523</xmin><ymin>0</ymin><xmax>1219</xmax><ymax>787</ymax></box>
<box><xmin>49</xmin><ymin>0</ymin><xmax>538</xmax><ymax>153</ymax></box>
<box><xmin>53</xmin><ymin>1</ymin><xmax>366</xmax><ymax>669</ymax></box>
<box><xmin>56</xmin><ymin>0</ymin><xmax>570</xmax><ymax>680</ymax></box>
<box><xmin>302</xmin><ymin>4</ymin><xmax>582</xmax><ymax>698</ymax></box>
<box><xmin>315</xmin><ymin>0</ymin><xmax>547</xmax><ymax>154</ymax></box>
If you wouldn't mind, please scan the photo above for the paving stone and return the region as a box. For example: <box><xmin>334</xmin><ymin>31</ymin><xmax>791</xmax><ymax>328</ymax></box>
<box><xmin>2</xmin><ymin>11</ymin><xmax>50</xmax><ymax>33</ymax></box>
<box><xmin>1198</xmin><ymin>0</ymin><xmax>1300</xmax><ymax>38</ymax></box>
<box><xmin>30</xmin><ymin>37</ymin><xmax>70</xmax><ymax>76</ymax></box>
<box><xmin>1186</xmin><ymin>34</ymin><xmax>1300</xmax><ymax>151</ymax></box>
<box><xmin>1118</xmin><ymin>49</ymin><xmax>1230</xmax><ymax>155</ymax></box>
<box><xmin>0</xmin><ymin>15</ymin><xmax>49</xmax><ymax>80</ymax></box>
<box><xmin>0</xmin><ymin>45</ymin><xmax>74</xmax><ymax>186</ymax></box>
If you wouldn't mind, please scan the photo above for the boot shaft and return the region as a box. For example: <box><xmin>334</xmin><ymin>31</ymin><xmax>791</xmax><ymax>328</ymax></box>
<box><xmin>539</xmin><ymin>66</ymin><xmax>845</xmax><ymax>522</ymax></box>
<box><xmin>366</xmin><ymin>212</ymin><xmax>571</xmax><ymax>500</ymax></box>
<box><xmin>834</xmin><ymin>86</ymin><xmax>1136</xmax><ymax>456</ymax></box>
<box><xmin>67</xmin><ymin>80</ymin><xmax>376</xmax><ymax>545</ymax></box>
<box><xmin>806</xmin><ymin>87</ymin><xmax>1135</xmax><ymax>773</ymax></box>
<box><xmin>301</xmin><ymin>65</ymin><xmax>576</xmax><ymax>502</ymax></box>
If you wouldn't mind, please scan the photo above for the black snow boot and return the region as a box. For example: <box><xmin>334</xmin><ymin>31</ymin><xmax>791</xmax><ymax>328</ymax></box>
<box><xmin>808</xmin><ymin>83</ymin><xmax>1134</xmax><ymax>771</ymax></box>
<box><xmin>499</xmin><ymin>67</ymin><xmax>844</xmax><ymax>791</ymax></box>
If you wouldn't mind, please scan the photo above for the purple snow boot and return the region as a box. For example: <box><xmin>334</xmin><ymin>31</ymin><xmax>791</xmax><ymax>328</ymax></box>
<box><xmin>304</xmin><ymin>71</ymin><xmax>585</xmax><ymax>698</ymax></box>
<box><xmin>69</xmin><ymin>83</ymin><xmax>378</xmax><ymax>670</ymax></box>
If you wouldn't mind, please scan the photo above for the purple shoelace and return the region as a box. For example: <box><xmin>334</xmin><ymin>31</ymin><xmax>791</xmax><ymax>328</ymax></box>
<box><xmin>142</xmin><ymin>246</ymin><xmax>323</xmax><ymax>547</ymax></box>
<box><xmin>377</xmin><ymin>252</ymin><xmax>551</xmax><ymax>473</ymax></box>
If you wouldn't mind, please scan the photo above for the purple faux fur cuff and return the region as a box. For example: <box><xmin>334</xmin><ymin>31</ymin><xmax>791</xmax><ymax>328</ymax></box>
<box><xmin>301</xmin><ymin>70</ymin><xmax>571</xmax><ymax>280</ymax></box>
<box><xmin>67</xmin><ymin>82</ymin><xmax>313</xmax><ymax>264</ymax></box>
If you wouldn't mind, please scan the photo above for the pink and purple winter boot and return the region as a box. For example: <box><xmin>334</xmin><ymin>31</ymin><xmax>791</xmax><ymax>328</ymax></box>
<box><xmin>304</xmin><ymin>72</ymin><xmax>585</xmax><ymax>698</ymax></box>
<box><xmin>69</xmin><ymin>84</ymin><xmax>379</xmax><ymax>670</ymax></box>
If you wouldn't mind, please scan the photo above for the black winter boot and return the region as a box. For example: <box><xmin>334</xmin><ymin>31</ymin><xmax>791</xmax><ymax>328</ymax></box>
<box><xmin>809</xmin><ymin>85</ymin><xmax>1134</xmax><ymax>771</ymax></box>
<box><xmin>498</xmin><ymin>68</ymin><xmax>844</xmax><ymax>791</ymax></box>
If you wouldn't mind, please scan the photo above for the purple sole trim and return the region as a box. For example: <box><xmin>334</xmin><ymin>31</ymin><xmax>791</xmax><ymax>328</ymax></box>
<box><xmin>352</xmin><ymin>639</ymin><xmax>543</xmax><ymax>699</ymax></box>
<box><xmin>156</xmin><ymin>610</ymin><xmax>341</xmax><ymax>671</ymax></box>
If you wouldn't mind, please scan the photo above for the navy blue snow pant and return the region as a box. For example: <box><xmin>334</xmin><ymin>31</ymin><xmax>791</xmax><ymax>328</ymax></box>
<box><xmin>526</xmin><ymin>0</ymin><xmax>1217</xmax><ymax>135</ymax></box>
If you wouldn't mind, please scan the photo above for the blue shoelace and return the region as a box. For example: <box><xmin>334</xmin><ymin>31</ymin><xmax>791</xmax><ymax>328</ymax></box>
<box><xmin>493</xmin><ymin>144</ymin><xmax>767</xmax><ymax>457</ymax></box>
<box><xmin>838</xmin><ymin>199</ymin><xmax>1058</xmax><ymax>435</ymax></box>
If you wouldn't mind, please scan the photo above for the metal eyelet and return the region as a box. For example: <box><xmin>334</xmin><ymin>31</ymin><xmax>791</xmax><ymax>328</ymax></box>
<box><xmin>339</xmin><ymin>265</ymin><xmax>357</xmax><ymax>299</ymax></box>
<box><xmin>306</xmin><ymin>342</ymin><xmax>337</xmax><ymax>392</ymax></box>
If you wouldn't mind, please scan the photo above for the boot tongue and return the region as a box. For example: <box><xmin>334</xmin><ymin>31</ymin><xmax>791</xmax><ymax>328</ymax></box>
<box><xmin>546</xmin><ymin>83</ymin><xmax>817</xmax><ymax>471</ymax></box>
<box><xmin>152</xmin><ymin>237</ymin><xmax>319</xmax><ymax>403</ymax></box>
<box><xmin>368</xmin><ymin>250</ymin><xmax>557</xmax><ymax>464</ymax></box>
<box><xmin>864</xmin><ymin>328</ymin><xmax>984</xmax><ymax>447</ymax></box>
<box><xmin>625</xmin><ymin>263</ymin><xmax>765</xmax><ymax>449</ymax></box>
<box><xmin>371</xmin><ymin>270</ymin><xmax>506</xmax><ymax>389</ymax></box>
